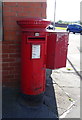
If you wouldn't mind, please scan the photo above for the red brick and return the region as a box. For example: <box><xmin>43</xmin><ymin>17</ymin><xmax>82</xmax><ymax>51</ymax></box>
<box><xmin>3</xmin><ymin>80</ymin><xmax>20</xmax><ymax>87</ymax></box>
<box><xmin>3</xmin><ymin>2</ymin><xmax>17</xmax><ymax>6</ymax></box>
<box><xmin>3</xmin><ymin>66</ymin><xmax>14</xmax><ymax>71</ymax></box>
<box><xmin>9</xmin><ymin>70</ymin><xmax>20</xmax><ymax>74</ymax></box>
<box><xmin>21</xmin><ymin>2</ymin><xmax>42</xmax><ymax>8</ymax></box>
<box><xmin>29</xmin><ymin>2</ymin><xmax>42</xmax><ymax>8</ymax></box>
<box><xmin>41</xmin><ymin>2</ymin><xmax>47</xmax><ymax>8</ymax></box>
<box><xmin>28</xmin><ymin>11</ymin><xmax>41</xmax><ymax>17</ymax></box>
<box><xmin>2</xmin><ymin>62</ymin><xmax>9</xmax><ymax>67</ymax></box>
<box><xmin>3</xmin><ymin>21</ymin><xmax>18</xmax><ymax>26</ymax></box>
<box><xmin>35</xmin><ymin>7</ymin><xmax>42</xmax><ymax>13</ymax></box>
<box><xmin>22</xmin><ymin>7</ymin><xmax>31</xmax><ymax>12</ymax></box>
<box><xmin>3</xmin><ymin>40</ymin><xmax>21</xmax><ymax>44</ymax></box>
<box><xmin>17</xmin><ymin>12</ymin><xmax>30</xmax><ymax>17</ymax></box>
<box><xmin>6</xmin><ymin>30</ymin><xmax>20</xmax><ymax>37</ymax></box>
<box><xmin>22</xmin><ymin>6</ymin><xmax>42</xmax><ymax>14</ymax></box>
<box><xmin>0</xmin><ymin>41</ymin><xmax>2</xmax><ymax>44</ymax></box>
<box><xmin>4</xmin><ymin>31</ymin><xmax>16</xmax><ymax>37</ymax></box>
<box><xmin>3</xmin><ymin>49</ymin><xmax>20</xmax><ymax>54</ymax></box>
<box><xmin>0</xmin><ymin>60</ymin><xmax>2</xmax><ymax>64</ymax></box>
<box><xmin>4</xmin><ymin>33</ymin><xmax>21</xmax><ymax>41</ymax></box>
<box><xmin>3</xmin><ymin>11</ymin><xmax>17</xmax><ymax>17</ymax></box>
<box><xmin>0</xmin><ymin>64</ymin><xmax>2</xmax><ymax>70</ymax></box>
<box><xmin>2</xmin><ymin>70</ymin><xmax>9</xmax><ymax>75</ymax></box>
<box><xmin>3</xmin><ymin>74</ymin><xmax>15</xmax><ymax>79</ymax></box>
<box><xmin>3</xmin><ymin>58</ymin><xmax>16</xmax><ymax>62</ymax></box>
<box><xmin>2</xmin><ymin>44</ymin><xmax>21</xmax><ymax>52</ymax></box>
<box><xmin>13</xmin><ymin>65</ymin><xmax>21</xmax><ymax>70</ymax></box>
<box><xmin>10</xmin><ymin>35</ymin><xmax>21</xmax><ymax>41</ymax></box>
<box><xmin>3</xmin><ymin>16</ymin><xmax>17</xmax><ymax>22</ymax></box>
<box><xmin>3</xmin><ymin>36</ymin><xmax>9</xmax><ymax>41</ymax></box>
<box><xmin>0</xmin><ymin>70</ymin><xmax>2</xmax><ymax>75</ymax></box>
<box><xmin>3</xmin><ymin>44</ymin><xmax>11</xmax><ymax>49</ymax></box>
<box><xmin>28</xmin><ymin>6</ymin><xmax>37</xmax><ymax>12</ymax></box>
<box><xmin>9</xmin><ymin>53</ymin><xmax>20</xmax><ymax>58</ymax></box>
<box><xmin>0</xmin><ymin>52</ymin><xmax>2</xmax><ymax>55</ymax></box>
<box><xmin>10</xmin><ymin>7</ymin><xmax>23</xmax><ymax>12</ymax></box>
<box><xmin>3</xmin><ymin>6</ymin><xmax>11</xmax><ymax>12</ymax></box>
<box><xmin>17</xmin><ymin>2</ymin><xmax>30</xmax><ymax>7</ymax></box>
<box><xmin>2</xmin><ymin>54</ymin><xmax>8</xmax><ymax>58</ymax></box>
<box><xmin>3</xmin><ymin>65</ymin><xmax>20</xmax><ymax>71</ymax></box>
<box><xmin>41</xmin><ymin>9</ymin><xmax>46</xmax><ymax>18</ymax></box>
<box><xmin>0</xmin><ymin>54</ymin><xmax>2</xmax><ymax>58</ymax></box>
<box><xmin>14</xmin><ymin>74</ymin><xmax>20</xmax><ymax>79</ymax></box>
<box><xmin>8</xmin><ymin>62</ymin><xmax>20</xmax><ymax>67</ymax></box>
<box><xmin>4</xmin><ymin>26</ymin><xmax>20</xmax><ymax>31</ymax></box>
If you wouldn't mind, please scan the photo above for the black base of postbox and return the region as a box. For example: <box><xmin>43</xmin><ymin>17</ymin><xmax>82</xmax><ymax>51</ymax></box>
<box><xmin>19</xmin><ymin>92</ymin><xmax>44</xmax><ymax>106</ymax></box>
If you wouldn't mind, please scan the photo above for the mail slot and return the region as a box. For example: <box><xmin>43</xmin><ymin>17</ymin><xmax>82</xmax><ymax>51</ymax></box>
<box><xmin>27</xmin><ymin>36</ymin><xmax>46</xmax><ymax>43</ymax></box>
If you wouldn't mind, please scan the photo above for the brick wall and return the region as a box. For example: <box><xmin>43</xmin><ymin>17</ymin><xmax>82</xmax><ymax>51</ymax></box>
<box><xmin>2</xmin><ymin>2</ymin><xmax>46</xmax><ymax>87</ymax></box>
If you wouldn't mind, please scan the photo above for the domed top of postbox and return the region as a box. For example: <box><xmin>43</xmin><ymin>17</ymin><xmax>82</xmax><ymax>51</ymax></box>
<box><xmin>17</xmin><ymin>18</ymin><xmax>51</xmax><ymax>31</ymax></box>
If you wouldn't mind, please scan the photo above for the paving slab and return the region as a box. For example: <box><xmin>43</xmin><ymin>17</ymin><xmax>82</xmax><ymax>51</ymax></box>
<box><xmin>52</xmin><ymin>70</ymin><xmax>80</xmax><ymax>118</ymax></box>
<box><xmin>62</xmin><ymin>87</ymin><xmax>80</xmax><ymax>118</ymax></box>
<box><xmin>65</xmin><ymin>99</ymin><xmax>80</xmax><ymax>118</ymax></box>
<box><xmin>67</xmin><ymin>54</ymin><xmax>80</xmax><ymax>72</ymax></box>
<box><xmin>53</xmin><ymin>84</ymin><xmax>72</xmax><ymax>116</ymax></box>
<box><xmin>52</xmin><ymin>71</ymin><xmax>80</xmax><ymax>88</ymax></box>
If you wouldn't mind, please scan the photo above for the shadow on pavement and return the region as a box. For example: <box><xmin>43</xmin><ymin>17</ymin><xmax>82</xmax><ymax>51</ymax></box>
<box><xmin>2</xmin><ymin>69</ymin><xmax>59</xmax><ymax>119</ymax></box>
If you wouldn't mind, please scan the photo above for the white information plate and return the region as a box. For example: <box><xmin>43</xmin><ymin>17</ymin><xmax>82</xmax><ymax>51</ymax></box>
<box><xmin>32</xmin><ymin>45</ymin><xmax>40</xmax><ymax>59</ymax></box>
<box><xmin>35</xmin><ymin>33</ymin><xmax>40</xmax><ymax>36</ymax></box>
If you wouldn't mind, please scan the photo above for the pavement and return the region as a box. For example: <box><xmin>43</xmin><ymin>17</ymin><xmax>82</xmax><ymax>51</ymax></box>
<box><xmin>2</xmin><ymin>33</ymin><xmax>80</xmax><ymax>119</ymax></box>
<box><xmin>51</xmin><ymin>33</ymin><xmax>80</xmax><ymax>118</ymax></box>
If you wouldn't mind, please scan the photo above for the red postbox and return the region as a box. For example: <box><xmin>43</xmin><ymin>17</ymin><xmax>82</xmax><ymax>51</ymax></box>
<box><xmin>17</xmin><ymin>18</ymin><xmax>51</xmax><ymax>97</ymax></box>
<box><xmin>46</xmin><ymin>31</ymin><xmax>69</xmax><ymax>69</ymax></box>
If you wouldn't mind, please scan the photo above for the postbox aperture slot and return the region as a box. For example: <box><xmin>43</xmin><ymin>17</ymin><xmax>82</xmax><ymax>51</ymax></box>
<box><xmin>27</xmin><ymin>36</ymin><xmax>46</xmax><ymax>43</ymax></box>
<box><xmin>28</xmin><ymin>37</ymin><xmax>45</xmax><ymax>40</ymax></box>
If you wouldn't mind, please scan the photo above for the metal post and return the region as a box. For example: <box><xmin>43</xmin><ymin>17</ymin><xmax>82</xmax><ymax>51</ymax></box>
<box><xmin>53</xmin><ymin>0</ymin><xmax>56</xmax><ymax>30</ymax></box>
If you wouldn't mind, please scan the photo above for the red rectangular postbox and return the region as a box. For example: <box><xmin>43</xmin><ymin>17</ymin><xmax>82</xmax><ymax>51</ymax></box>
<box><xmin>46</xmin><ymin>31</ymin><xmax>69</xmax><ymax>69</ymax></box>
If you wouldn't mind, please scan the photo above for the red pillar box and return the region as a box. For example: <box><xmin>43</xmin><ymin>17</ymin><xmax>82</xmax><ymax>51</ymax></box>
<box><xmin>17</xmin><ymin>18</ymin><xmax>50</xmax><ymax>97</ymax></box>
<box><xmin>46</xmin><ymin>31</ymin><xmax>69</xmax><ymax>69</ymax></box>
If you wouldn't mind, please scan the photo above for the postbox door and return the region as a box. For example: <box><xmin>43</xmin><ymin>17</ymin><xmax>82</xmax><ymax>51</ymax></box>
<box><xmin>46</xmin><ymin>32</ymin><xmax>69</xmax><ymax>69</ymax></box>
<box><xmin>21</xmin><ymin>34</ymin><xmax>47</xmax><ymax>95</ymax></box>
<box><xmin>54</xmin><ymin>33</ymin><xmax>69</xmax><ymax>69</ymax></box>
